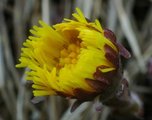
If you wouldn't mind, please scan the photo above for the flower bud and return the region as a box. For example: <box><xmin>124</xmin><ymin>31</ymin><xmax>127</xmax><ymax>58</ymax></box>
<box><xmin>16</xmin><ymin>8</ymin><xmax>131</xmax><ymax>111</ymax></box>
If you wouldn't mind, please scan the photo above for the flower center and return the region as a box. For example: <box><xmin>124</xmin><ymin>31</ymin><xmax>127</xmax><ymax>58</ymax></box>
<box><xmin>58</xmin><ymin>42</ymin><xmax>81</xmax><ymax>68</ymax></box>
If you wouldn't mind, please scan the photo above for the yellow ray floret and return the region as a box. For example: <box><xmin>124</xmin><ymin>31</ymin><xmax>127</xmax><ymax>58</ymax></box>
<box><xmin>16</xmin><ymin>8</ymin><xmax>118</xmax><ymax>97</ymax></box>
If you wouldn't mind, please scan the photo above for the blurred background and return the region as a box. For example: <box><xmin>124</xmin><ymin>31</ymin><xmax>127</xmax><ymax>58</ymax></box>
<box><xmin>0</xmin><ymin>0</ymin><xmax>152</xmax><ymax>120</ymax></box>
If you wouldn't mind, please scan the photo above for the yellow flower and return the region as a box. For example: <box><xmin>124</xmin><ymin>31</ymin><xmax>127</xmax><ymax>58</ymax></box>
<box><xmin>16</xmin><ymin>8</ymin><xmax>130</xmax><ymax>104</ymax></box>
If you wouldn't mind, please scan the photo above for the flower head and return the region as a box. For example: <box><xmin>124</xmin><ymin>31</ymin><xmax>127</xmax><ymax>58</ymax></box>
<box><xmin>16</xmin><ymin>8</ymin><xmax>130</xmax><ymax>105</ymax></box>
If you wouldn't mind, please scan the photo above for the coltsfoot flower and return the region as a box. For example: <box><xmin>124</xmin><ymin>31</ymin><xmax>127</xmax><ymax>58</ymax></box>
<box><xmin>16</xmin><ymin>8</ymin><xmax>130</xmax><ymax>110</ymax></box>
